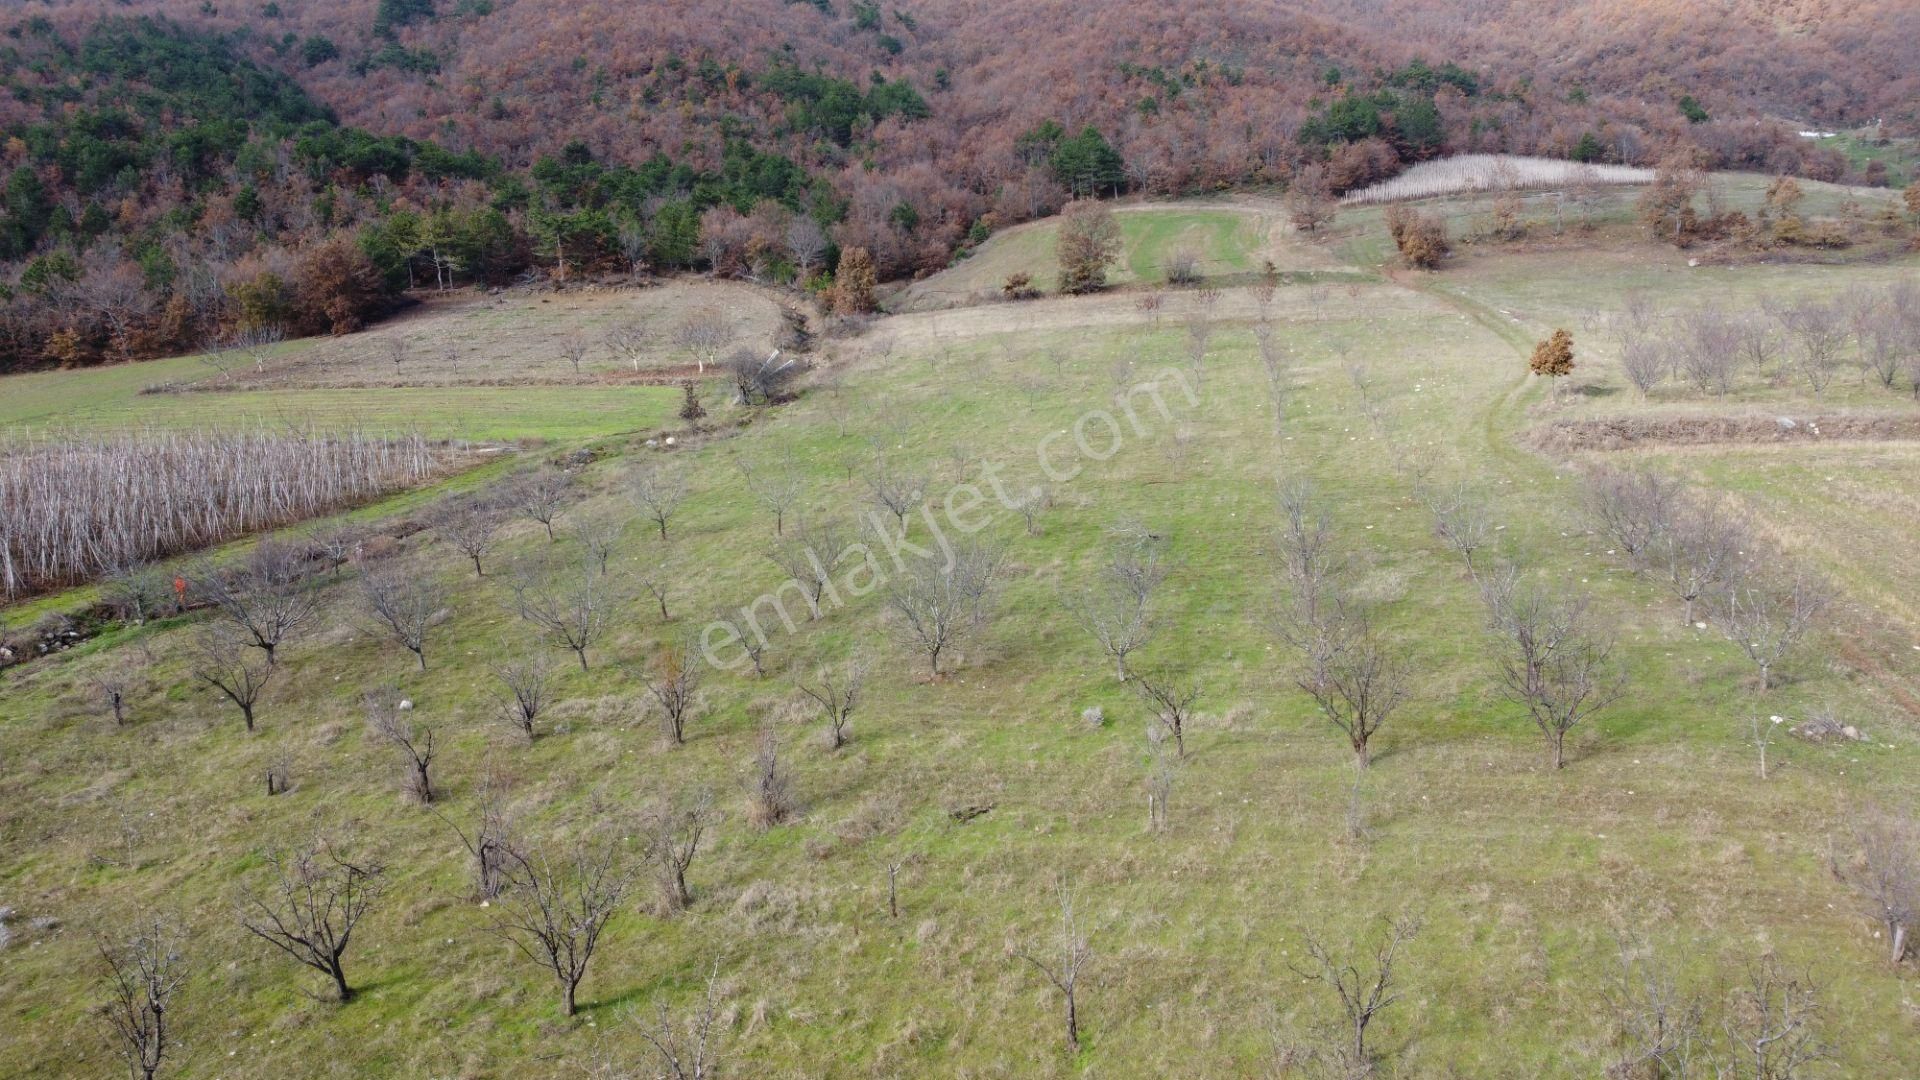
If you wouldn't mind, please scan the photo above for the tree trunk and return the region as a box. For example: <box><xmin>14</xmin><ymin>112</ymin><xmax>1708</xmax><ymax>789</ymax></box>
<box><xmin>330</xmin><ymin>963</ymin><xmax>353</xmax><ymax>1003</ymax></box>
<box><xmin>1355</xmin><ymin>739</ymin><xmax>1370</xmax><ymax>770</ymax></box>
<box><xmin>470</xmin><ymin>553</ymin><xmax>485</xmax><ymax>577</ymax></box>
<box><xmin>1757</xmin><ymin>662</ymin><xmax>1771</xmax><ymax>693</ymax></box>
<box><xmin>415</xmin><ymin>650</ymin><xmax>427</xmax><ymax>672</ymax></box>
<box><xmin>574</xmin><ymin>648</ymin><xmax>589</xmax><ymax>673</ymax></box>
<box><xmin>1064</xmin><ymin>990</ymin><xmax>1079</xmax><ymax>1052</ymax></box>
<box><xmin>563</xmin><ymin>980</ymin><xmax>578</xmax><ymax>1017</ymax></box>
<box><xmin>241</xmin><ymin>703</ymin><xmax>256</xmax><ymax>732</ymax></box>
<box><xmin>1551</xmin><ymin>733</ymin><xmax>1566</xmax><ymax>771</ymax></box>
<box><xmin>1893</xmin><ymin>923</ymin><xmax>1908</xmax><ymax>966</ymax></box>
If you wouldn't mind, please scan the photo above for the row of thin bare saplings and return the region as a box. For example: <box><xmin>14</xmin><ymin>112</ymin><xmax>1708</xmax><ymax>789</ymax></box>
<box><xmin>0</xmin><ymin>427</ymin><xmax>459</xmax><ymax>599</ymax></box>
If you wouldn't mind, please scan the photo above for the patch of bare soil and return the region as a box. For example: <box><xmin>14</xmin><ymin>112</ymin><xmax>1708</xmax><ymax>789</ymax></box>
<box><xmin>1528</xmin><ymin>411</ymin><xmax>1920</xmax><ymax>452</ymax></box>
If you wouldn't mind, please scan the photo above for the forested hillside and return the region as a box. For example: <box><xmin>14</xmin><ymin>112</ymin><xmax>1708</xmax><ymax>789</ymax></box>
<box><xmin>3</xmin><ymin>0</ymin><xmax>1914</xmax><ymax>372</ymax></box>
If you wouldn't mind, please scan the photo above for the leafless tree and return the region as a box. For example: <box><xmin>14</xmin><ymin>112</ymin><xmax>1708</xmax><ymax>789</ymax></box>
<box><xmin>1131</xmin><ymin>665</ymin><xmax>1202</xmax><ymax>757</ymax></box>
<box><xmin>193</xmin><ymin>540</ymin><xmax>324</xmax><ymax>667</ymax></box>
<box><xmin>724</xmin><ymin>346</ymin><xmax>807</xmax><ymax>405</ymax></box>
<box><xmin>493</xmin><ymin>656</ymin><xmax>551</xmax><ymax>742</ymax></box>
<box><xmin>304</xmin><ymin>523</ymin><xmax>363</xmax><ymax>582</ymax></box>
<box><xmin>1011</xmin><ymin>484</ymin><xmax>1052</xmax><ymax>536</ymax></box>
<box><xmin>491</xmin><ymin>836</ymin><xmax>631</xmax><ymax>1017</ymax></box>
<box><xmin>639</xmin><ymin>959</ymin><xmax>728</xmax><ymax>1080</ymax></box>
<box><xmin>1723</xmin><ymin>957</ymin><xmax>1827</xmax><ymax>1080</ymax></box>
<box><xmin>883</xmin><ymin>539</ymin><xmax>1006</xmax><ymax>677</ymax></box>
<box><xmin>1184</xmin><ymin>302</ymin><xmax>1215</xmax><ymax>388</ymax></box>
<box><xmin>1652</xmin><ymin>501</ymin><xmax>1752</xmax><ymax>625</ymax></box>
<box><xmin>1014</xmin><ymin>884</ymin><xmax>1094</xmax><ymax>1054</ymax></box>
<box><xmin>674</xmin><ymin>309</ymin><xmax>730</xmax><ymax>374</ymax></box>
<box><xmin>640</xmin><ymin>568</ymin><xmax>675</xmax><ymax>622</ymax></box>
<box><xmin>366</xmin><ymin>694</ymin><xmax>436</xmax><ymax>804</ymax></box>
<box><xmin>1276</xmin><ymin>480</ymin><xmax>1343</xmax><ymax>629</ymax></box>
<box><xmin>511</xmin><ymin>561</ymin><xmax>607</xmax><ymax>672</ymax></box>
<box><xmin>1618</xmin><ymin>335</ymin><xmax>1670</xmax><ymax>397</ymax></box>
<box><xmin>1604</xmin><ymin>938</ymin><xmax>1704</xmax><ymax>1079</ymax></box>
<box><xmin>744</xmin><ymin>724</ymin><xmax>797</xmax><ymax>829</ymax></box>
<box><xmin>570</xmin><ymin>514</ymin><xmax>624</xmax><ymax>574</ymax></box>
<box><xmin>785</xmin><ymin>215</ymin><xmax>828</xmax><ymax>273</ymax></box>
<box><xmin>1419</xmin><ymin>481</ymin><xmax>1493</xmax><ymax>581</ymax></box>
<box><xmin>435</xmin><ymin>500</ymin><xmax>505</xmax><ymax>577</ymax></box>
<box><xmin>1163</xmin><ymin>246</ymin><xmax>1202</xmax><ymax>286</ymax></box>
<box><xmin>641</xmin><ymin>788</ymin><xmax>719</xmax><ymax>915</ymax></box>
<box><xmin>1675</xmin><ymin>308</ymin><xmax>1740</xmax><ymax>395</ymax></box>
<box><xmin>639</xmin><ymin>644</ymin><xmax>703</xmax><ymax>744</ymax></box>
<box><xmin>358</xmin><ymin>563</ymin><xmax>445</xmax><ymax>671</ymax></box>
<box><xmin>103</xmin><ymin>561</ymin><xmax>175</xmax><ymax>624</ymax></box>
<box><xmin>766</xmin><ymin>518</ymin><xmax>847</xmax><ymax>615</ymax></box>
<box><xmin>190</xmin><ymin>626</ymin><xmax>273</xmax><ymax>731</ymax></box>
<box><xmin>383</xmin><ymin>336</ymin><xmax>408</xmax><ymax>376</ymax></box>
<box><xmin>631</xmin><ymin>465</ymin><xmax>690</xmax><ymax>541</ymax></box>
<box><xmin>870</xmin><ymin>849</ymin><xmax>912</xmax><ymax>918</ymax></box>
<box><xmin>797</xmin><ymin>655</ymin><xmax>867</xmax><ymax>750</ymax></box>
<box><xmin>1483</xmin><ymin>571</ymin><xmax>1624</xmax><ymax>770</ymax></box>
<box><xmin>93</xmin><ymin>664</ymin><xmax>136</xmax><ymax>726</ymax></box>
<box><xmin>1291</xmin><ymin>604</ymin><xmax>1410</xmax><ymax>771</ymax></box>
<box><xmin>1837</xmin><ymin>808</ymin><xmax>1920</xmax><ymax>966</ymax></box>
<box><xmin>1735</xmin><ymin>314</ymin><xmax>1781</xmax><ymax>382</ymax></box>
<box><xmin>863</xmin><ymin>459</ymin><xmax>927</xmax><ymax>529</ymax></box>
<box><xmin>232</xmin><ymin>324</ymin><xmax>283</xmax><ymax>375</ymax></box>
<box><xmin>1069</xmin><ymin>538</ymin><xmax>1165</xmax><ymax>681</ymax></box>
<box><xmin>713</xmin><ymin>609</ymin><xmax>771</xmax><ymax>677</ymax></box>
<box><xmin>434</xmin><ymin>771</ymin><xmax>515</xmax><ymax>901</ymax></box>
<box><xmin>1291</xmin><ymin>916</ymin><xmax>1421</xmax><ymax>1075</ymax></box>
<box><xmin>604</xmin><ymin>322</ymin><xmax>651</xmax><ymax>373</ymax></box>
<box><xmin>96</xmin><ymin>918</ymin><xmax>185</xmax><ymax>1080</ymax></box>
<box><xmin>559</xmin><ymin>334</ymin><xmax>591</xmax><ymax>377</ymax></box>
<box><xmin>1778</xmin><ymin>298</ymin><xmax>1848</xmax><ymax>396</ymax></box>
<box><xmin>1583</xmin><ymin>466</ymin><xmax>1678</xmax><ymax>571</ymax></box>
<box><xmin>736</xmin><ymin>453</ymin><xmax>805</xmax><ymax>536</ymax></box>
<box><xmin>513</xmin><ymin>468</ymin><xmax>571</xmax><ymax>542</ymax></box>
<box><xmin>237</xmin><ymin>840</ymin><xmax>386</xmax><ymax>1003</ymax></box>
<box><xmin>1715</xmin><ymin>572</ymin><xmax>1830</xmax><ymax>692</ymax></box>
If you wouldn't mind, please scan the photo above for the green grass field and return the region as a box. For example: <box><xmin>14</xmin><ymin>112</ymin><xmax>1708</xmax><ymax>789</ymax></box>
<box><xmin>5</xmin><ymin>190</ymin><xmax>1920</xmax><ymax>1077</ymax></box>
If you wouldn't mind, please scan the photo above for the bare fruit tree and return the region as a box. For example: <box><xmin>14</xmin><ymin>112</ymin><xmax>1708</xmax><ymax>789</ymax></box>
<box><xmin>190</xmin><ymin>626</ymin><xmax>274</xmax><ymax>732</ymax></box>
<box><xmin>604</xmin><ymin>322</ymin><xmax>651</xmax><ymax>373</ymax></box>
<box><xmin>736</xmin><ymin>453</ymin><xmax>804</xmax><ymax>536</ymax></box>
<box><xmin>358</xmin><ymin>562</ymin><xmax>446</xmax><ymax>671</ymax></box>
<box><xmin>883</xmin><ymin>539</ymin><xmax>1006</xmax><ymax>677</ymax></box>
<box><xmin>1651</xmin><ymin>500</ymin><xmax>1751</xmax><ymax>625</ymax></box>
<box><xmin>1131</xmin><ymin>665</ymin><xmax>1202</xmax><ymax>757</ymax></box>
<box><xmin>237</xmin><ymin>840</ymin><xmax>386</xmax><ymax>1003</ymax></box>
<box><xmin>1014</xmin><ymin>884</ymin><xmax>1095</xmax><ymax>1054</ymax></box>
<box><xmin>631</xmin><ymin>465</ymin><xmax>690</xmax><ymax>541</ymax></box>
<box><xmin>766</xmin><ymin>519</ymin><xmax>847</xmax><ymax>616</ymax></box>
<box><xmin>569</xmin><ymin>513</ymin><xmax>624</xmax><ymax>574</ymax></box>
<box><xmin>796</xmin><ymin>655</ymin><xmax>867</xmax><ymax>750</ymax></box>
<box><xmin>193</xmin><ymin>540</ymin><xmax>325</xmax><ymax>667</ymax></box>
<box><xmin>1069</xmin><ymin>534</ymin><xmax>1166</xmax><ymax>681</ymax></box>
<box><xmin>639</xmin><ymin>959</ymin><xmax>729</xmax><ymax>1079</ymax></box>
<box><xmin>639</xmin><ymin>644</ymin><xmax>703</xmax><ymax>745</ymax></box>
<box><xmin>1291</xmin><ymin>916</ymin><xmax>1421</xmax><ymax>1075</ymax></box>
<box><xmin>492</xmin><ymin>837</ymin><xmax>631</xmax><ymax>1017</ymax></box>
<box><xmin>435</xmin><ymin>499</ymin><xmax>506</xmax><ymax>577</ymax></box>
<box><xmin>863</xmin><ymin>459</ymin><xmax>927</xmax><ymax>529</ymax></box>
<box><xmin>1582</xmin><ymin>466</ymin><xmax>1677</xmax><ymax>571</ymax></box>
<box><xmin>1778</xmin><ymin>298</ymin><xmax>1848</xmax><ymax>396</ymax></box>
<box><xmin>96</xmin><ymin>918</ymin><xmax>185</xmax><ymax>1080</ymax></box>
<box><xmin>511</xmin><ymin>561</ymin><xmax>607</xmax><ymax>672</ymax></box>
<box><xmin>434</xmin><ymin>773</ymin><xmax>515</xmax><ymax>901</ymax></box>
<box><xmin>744</xmin><ymin>724</ymin><xmax>797</xmax><ymax>828</ymax></box>
<box><xmin>513</xmin><ymin>468</ymin><xmax>572</xmax><ymax>542</ymax></box>
<box><xmin>674</xmin><ymin>309</ymin><xmax>730</xmax><ymax>374</ymax></box>
<box><xmin>558</xmin><ymin>334</ymin><xmax>590</xmax><ymax>377</ymax></box>
<box><xmin>1724</xmin><ymin>957</ymin><xmax>1827</xmax><ymax>1079</ymax></box>
<box><xmin>1837</xmin><ymin>808</ymin><xmax>1920</xmax><ymax>966</ymax></box>
<box><xmin>493</xmin><ymin>656</ymin><xmax>550</xmax><ymax>742</ymax></box>
<box><xmin>1483</xmin><ymin>571</ymin><xmax>1624</xmax><ymax>770</ymax></box>
<box><xmin>641</xmin><ymin>788</ymin><xmax>719</xmax><ymax>915</ymax></box>
<box><xmin>1290</xmin><ymin>604</ymin><xmax>1409</xmax><ymax>771</ymax></box>
<box><xmin>1418</xmin><ymin>480</ymin><xmax>1493</xmax><ymax>581</ymax></box>
<box><xmin>366</xmin><ymin>694</ymin><xmax>437</xmax><ymax>803</ymax></box>
<box><xmin>1715</xmin><ymin>572</ymin><xmax>1829</xmax><ymax>692</ymax></box>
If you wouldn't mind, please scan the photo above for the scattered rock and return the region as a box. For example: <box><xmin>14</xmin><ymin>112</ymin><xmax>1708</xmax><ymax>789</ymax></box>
<box><xmin>1790</xmin><ymin>714</ymin><xmax>1868</xmax><ymax>743</ymax></box>
<box><xmin>1081</xmin><ymin>706</ymin><xmax>1105</xmax><ymax>728</ymax></box>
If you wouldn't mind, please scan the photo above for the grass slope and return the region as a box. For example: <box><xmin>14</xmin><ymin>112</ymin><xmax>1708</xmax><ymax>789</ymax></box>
<box><xmin>3</xmin><ymin>196</ymin><xmax>1920</xmax><ymax>1077</ymax></box>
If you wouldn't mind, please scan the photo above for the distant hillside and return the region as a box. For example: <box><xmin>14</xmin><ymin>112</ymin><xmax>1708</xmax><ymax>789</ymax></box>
<box><xmin>3</xmin><ymin>0</ymin><xmax>1914</xmax><ymax>372</ymax></box>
